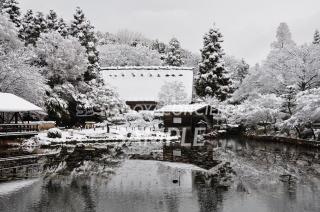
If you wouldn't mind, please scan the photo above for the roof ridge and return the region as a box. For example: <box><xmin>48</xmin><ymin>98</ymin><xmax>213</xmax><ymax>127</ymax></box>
<box><xmin>101</xmin><ymin>66</ymin><xmax>194</xmax><ymax>70</ymax></box>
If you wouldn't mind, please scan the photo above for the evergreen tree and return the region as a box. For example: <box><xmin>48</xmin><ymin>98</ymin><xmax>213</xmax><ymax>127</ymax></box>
<box><xmin>19</xmin><ymin>10</ymin><xmax>48</xmax><ymax>46</ymax></box>
<box><xmin>313</xmin><ymin>30</ymin><xmax>320</xmax><ymax>45</ymax></box>
<box><xmin>164</xmin><ymin>37</ymin><xmax>183</xmax><ymax>66</ymax></box>
<box><xmin>70</xmin><ymin>7</ymin><xmax>99</xmax><ymax>81</ymax></box>
<box><xmin>57</xmin><ymin>18</ymin><xmax>68</xmax><ymax>37</ymax></box>
<box><xmin>34</xmin><ymin>11</ymin><xmax>48</xmax><ymax>34</ymax></box>
<box><xmin>195</xmin><ymin>25</ymin><xmax>232</xmax><ymax>101</ymax></box>
<box><xmin>46</xmin><ymin>10</ymin><xmax>59</xmax><ymax>31</ymax></box>
<box><xmin>19</xmin><ymin>9</ymin><xmax>37</xmax><ymax>45</ymax></box>
<box><xmin>0</xmin><ymin>0</ymin><xmax>21</xmax><ymax>27</ymax></box>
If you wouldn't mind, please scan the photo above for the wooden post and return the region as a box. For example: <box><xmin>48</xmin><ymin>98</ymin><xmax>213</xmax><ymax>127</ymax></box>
<box><xmin>14</xmin><ymin>113</ymin><xmax>18</xmax><ymax>124</ymax></box>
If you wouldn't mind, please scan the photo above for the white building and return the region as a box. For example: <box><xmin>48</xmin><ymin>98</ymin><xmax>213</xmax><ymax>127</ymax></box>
<box><xmin>101</xmin><ymin>66</ymin><xmax>194</xmax><ymax>110</ymax></box>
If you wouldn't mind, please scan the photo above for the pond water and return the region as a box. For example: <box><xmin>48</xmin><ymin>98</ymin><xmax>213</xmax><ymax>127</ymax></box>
<box><xmin>0</xmin><ymin>137</ymin><xmax>320</xmax><ymax>212</ymax></box>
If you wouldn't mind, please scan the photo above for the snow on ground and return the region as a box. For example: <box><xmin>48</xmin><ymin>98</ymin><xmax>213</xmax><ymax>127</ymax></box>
<box><xmin>23</xmin><ymin>125</ymin><xmax>178</xmax><ymax>147</ymax></box>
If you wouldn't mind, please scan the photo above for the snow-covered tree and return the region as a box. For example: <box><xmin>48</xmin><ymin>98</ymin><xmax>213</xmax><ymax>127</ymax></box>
<box><xmin>46</xmin><ymin>10</ymin><xmax>59</xmax><ymax>31</ymax></box>
<box><xmin>57</xmin><ymin>18</ymin><xmax>68</xmax><ymax>37</ymax></box>
<box><xmin>267</xmin><ymin>43</ymin><xmax>320</xmax><ymax>91</ymax></box>
<box><xmin>195</xmin><ymin>25</ymin><xmax>232</xmax><ymax>101</ymax></box>
<box><xmin>70</xmin><ymin>7</ymin><xmax>99</xmax><ymax>81</ymax></box>
<box><xmin>151</xmin><ymin>39</ymin><xmax>166</xmax><ymax>54</ymax></box>
<box><xmin>34</xmin><ymin>32</ymin><xmax>88</xmax><ymax>86</ymax></box>
<box><xmin>96</xmin><ymin>31</ymin><xmax>118</xmax><ymax>45</ymax></box>
<box><xmin>225</xmin><ymin>56</ymin><xmax>249</xmax><ymax>90</ymax></box>
<box><xmin>19</xmin><ymin>11</ymin><xmax>48</xmax><ymax>46</ymax></box>
<box><xmin>99</xmin><ymin>44</ymin><xmax>162</xmax><ymax>67</ymax></box>
<box><xmin>0</xmin><ymin>0</ymin><xmax>21</xmax><ymax>27</ymax></box>
<box><xmin>116</xmin><ymin>29</ymin><xmax>150</xmax><ymax>46</ymax></box>
<box><xmin>0</xmin><ymin>12</ymin><xmax>21</xmax><ymax>52</ymax></box>
<box><xmin>271</xmin><ymin>22</ymin><xmax>295</xmax><ymax>49</ymax></box>
<box><xmin>34</xmin><ymin>31</ymin><xmax>126</xmax><ymax>125</ymax></box>
<box><xmin>19</xmin><ymin>9</ymin><xmax>37</xmax><ymax>45</ymax></box>
<box><xmin>158</xmin><ymin>81</ymin><xmax>188</xmax><ymax>106</ymax></box>
<box><xmin>164</xmin><ymin>37</ymin><xmax>183</xmax><ymax>66</ymax></box>
<box><xmin>76</xmin><ymin>80</ymin><xmax>128</xmax><ymax>119</ymax></box>
<box><xmin>0</xmin><ymin>14</ymin><xmax>45</xmax><ymax>105</ymax></box>
<box><xmin>34</xmin><ymin>11</ymin><xmax>47</xmax><ymax>35</ymax></box>
<box><xmin>223</xmin><ymin>93</ymin><xmax>283</xmax><ymax>133</ymax></box>
<box><xmin>45</xmin><ymin>79</ymin><xmax>127</xmax><ymax>126</ymax></box>
<box><xmin>281</xmin><ymin>88</ymin><xmax>320</xmax><ymax>138</ymax></box>
<box><xmin>313</xmin><ymin>30</ymin><xmax>320</xmax><ymax>45</ymax></box>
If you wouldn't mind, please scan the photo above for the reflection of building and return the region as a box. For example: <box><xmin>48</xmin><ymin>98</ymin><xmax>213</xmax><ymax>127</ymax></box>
<box><xmin>101</xmin><ymin>66</ymin><xmax>194</xmax><ymax>111</ymax></box>
<box><xmin>157</xmin><ymin>104</ymin><xmax>217</xmax><ymax>143</ymax></box>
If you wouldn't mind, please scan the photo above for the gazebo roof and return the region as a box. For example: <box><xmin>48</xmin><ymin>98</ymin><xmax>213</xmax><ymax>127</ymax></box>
<box><xmin>0</xmin><ymin>93</ymin><xmax>43</xmax><ymax>112</ymax></box>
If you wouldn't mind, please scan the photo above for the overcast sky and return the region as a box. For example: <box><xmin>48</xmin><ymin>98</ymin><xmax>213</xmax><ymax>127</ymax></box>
<box><xmin>20</xmin><ymin>0</ymin><xmax>320</xmax><ymax>65</ymax></box>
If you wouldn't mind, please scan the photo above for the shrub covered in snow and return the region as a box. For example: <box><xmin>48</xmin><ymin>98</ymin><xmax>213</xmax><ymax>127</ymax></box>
<box><xmin>47</xmin><ymin>128</ymin><xmax>62</xmax><ymax>138</ymax></box>
<box><xmin>124</xmin><ymin>111</ymin><xmax>143</xmax><ymax>122</ymax></box>
<box><xmin>139</xmin><ymin>110</ymin><xmax>155</xmax><ymax>122</ymax></box>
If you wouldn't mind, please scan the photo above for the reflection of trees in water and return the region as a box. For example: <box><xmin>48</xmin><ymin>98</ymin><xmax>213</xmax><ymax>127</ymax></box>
<box><xmin>34</xmin><ymin>176</ymin><xmax>99</xmax><ymax>212</ymax></box>
<box><xmin>193</xmin><ymin>172</ymin><xmax>226</xmax><ymax>212</ymax></box>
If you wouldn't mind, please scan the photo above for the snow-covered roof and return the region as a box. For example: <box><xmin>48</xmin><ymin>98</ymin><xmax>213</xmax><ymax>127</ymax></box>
<box><xmin>0</xmin><ymin>93</ymin><xmax>43</xmax><ymax>112</ymax></box>
<box><xmin>156</xmin><ymin>104</ymin><xmax>210</xmax><ymax>113</ymax></box>
<box><xmin>101</xmin><ymin>66</ymin><xmax>194</xmax><ymax>71</ymax></box>
<box><xmin>102</xmin><ymin>66</ymin><xmax>194</xmax><ymax>102</ymax></box>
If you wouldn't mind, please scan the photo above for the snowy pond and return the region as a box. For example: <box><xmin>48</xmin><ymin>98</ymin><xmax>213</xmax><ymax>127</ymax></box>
<box><xmin>0</xmin><ymin>137</ymin><xmax>320</xmax><ymax>212</ymax></box>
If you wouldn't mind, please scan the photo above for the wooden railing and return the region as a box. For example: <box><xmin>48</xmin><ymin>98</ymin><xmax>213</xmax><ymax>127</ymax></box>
<box><xmin>0</xmin><ymin>124</ymin><xmax>39</xmax><ymax>134</ymax></box>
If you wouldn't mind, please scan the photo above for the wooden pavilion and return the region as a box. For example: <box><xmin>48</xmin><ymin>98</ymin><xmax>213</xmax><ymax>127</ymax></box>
<box><xmin>0</xmin><ymin>93</ymin><xmax>44</xmax><ymax>137</ymax></box>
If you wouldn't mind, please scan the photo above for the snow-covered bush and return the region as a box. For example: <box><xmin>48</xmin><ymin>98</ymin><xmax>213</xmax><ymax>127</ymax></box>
<box><xmin>139</xmin><ymin>110</ymin><xmax>155</xmax><ymax>122</ymax></box>
<box><xmin>124</xmin><ymin>111</ymin><xmax>143</xmax><ymax>122</ymax></box>
<box><xmin>47</xmin><ymin>128</ymin><xmax>62</xmax><ymax>138</ymax></box>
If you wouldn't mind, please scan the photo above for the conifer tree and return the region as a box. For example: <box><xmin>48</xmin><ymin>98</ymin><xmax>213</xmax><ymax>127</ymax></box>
<box><xmin>313</xmin><ymin>30</ymin><xmax>320</xmax><ymax>45</ymax></box>
<box><xmin>19</xmin><ymin>9</ymin><xmax>37</xmax><ymax>45</ymax></box>
<box><xmin>46</xmin><ymin>10</ymin><xmax>59</xmax><ymax>31</ymax></box>
<box><xmin>195</xmin><ymin>25</ymin><xmax>232</xmax><ymax>101</ymax></box>
<box><xmin>19</xmin><ymin>10</ymin><xmax>48</xmax><ymax>46</ymax></box>
<box><xmin>70</xmin><ymin>7</ymin><xmax>99</xmax><ymax>81</ymax></box>
<box><xmin>57</xmin><ymin>18</ymin><xmax>68</xmax><ymax>37</ymax></box>
<box><xmin>0</xmin><ymin>0</ymin><xmax>21</xmax><ymax>27</ymax></box>
<box><xmin>34</xmin><ymin>12</ymin><xmax>47</xmax><ymax>34</ymax></box>
<box><xmin>164</xmin><ymin>37</ymin><xmax>183</xmax><ymax>66</ymax></box>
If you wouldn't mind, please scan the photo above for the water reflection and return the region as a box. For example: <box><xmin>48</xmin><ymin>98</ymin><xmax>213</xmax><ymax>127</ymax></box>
<box><xmin>0</xmin><ymin>137</ymin><xmax>319</xmax><ymax>212</ymax></box>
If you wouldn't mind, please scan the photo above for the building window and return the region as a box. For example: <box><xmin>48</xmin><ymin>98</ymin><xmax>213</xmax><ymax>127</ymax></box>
<box><xmin>173</xmin><ymin>117</ymin><xmax>182</xmax><ymax>124</ymax></box>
